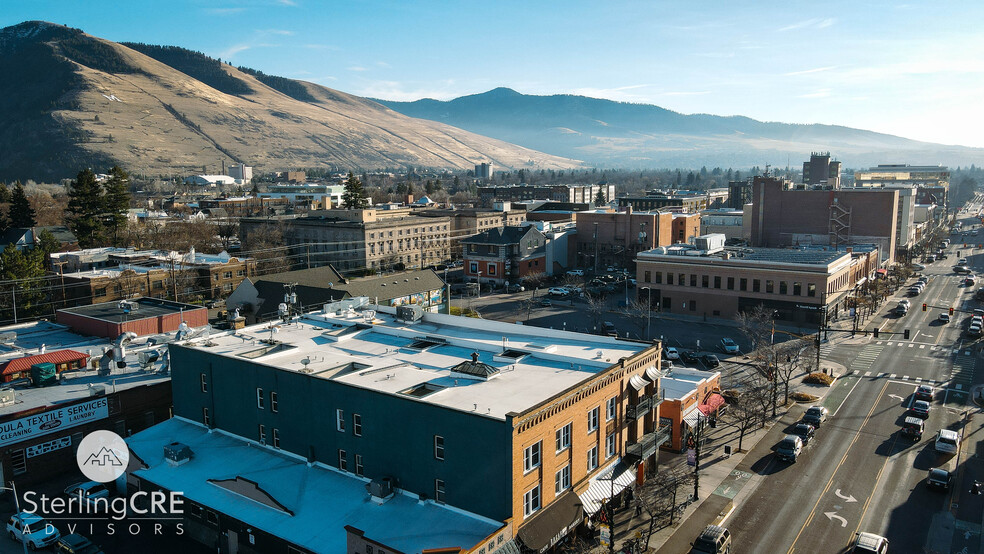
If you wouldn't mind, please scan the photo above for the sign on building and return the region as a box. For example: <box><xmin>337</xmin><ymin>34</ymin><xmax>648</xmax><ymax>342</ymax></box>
<box><xmin>0</xmin><ymin>397</ymin><xmax>109</xmax><ymax>447</ymax></box>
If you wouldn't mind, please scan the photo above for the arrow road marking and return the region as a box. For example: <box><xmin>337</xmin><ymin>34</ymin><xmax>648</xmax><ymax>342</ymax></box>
<box><xmin>834</xmin><ymin>489</ymin><xmax>857</xmax><ymax>503</ymax></box>
<box><xmin>888</xmin><ymin>394</ymin><xmax>905</xmax><ymax>402</ymax></box>
<box><xmin>824</xmin><ymin>512</ymin><xmax>848</xmax><ymax>527</ymax></box>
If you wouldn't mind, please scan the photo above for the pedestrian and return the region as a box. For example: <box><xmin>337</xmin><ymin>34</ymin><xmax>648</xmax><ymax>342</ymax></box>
<box><xmin>625</xmin><ymin>487</ymin><xmax>633</xmax><ymax>502</ymax></box>
<box><xmin>635</xmin><ymin>502</ymin><xmax>642</xmax><ymax>517</ymax></box>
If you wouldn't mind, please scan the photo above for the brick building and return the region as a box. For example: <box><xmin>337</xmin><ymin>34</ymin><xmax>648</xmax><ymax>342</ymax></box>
<box><xmin>240</xmin><ymin>209</ymin><xmax>451</xmax><ymax>274</ymax></box>
<box><xmin>56</xmin><ymin>297</ymin><xmax>208</xmax><ymax>339</ymax></box>
<box><xmin>462</xmin><ymin>226</ymin><xmax>547</xmax><ymax>285</ymax></box>
<box><xmin>635</xmin><ymin>235</ymin><xmax>880</xmax><ymax>324</ymax></box>
<box><xmin>672</xmin><ymin>213</ymin><xmax>702</xmax><ymax>244</ymax></box>
<box><xmin>658</xmin><ymin>368</ymin><xmax>723</xmax><ymax>452</ymax></box>
<box><xmin>617</xmin><ymin>189</ymin><xmax>728</xmax><ymax>213</ymax></box>
<box><xmin>415</xmin><ymin>205</ymin><xmax>527</xmax><ymax>260</ymax></box>
<box><xmin>574</xmin><ymin>210</ymin><xmax>673</xmax><ymax>272</ymax></box>
<box><xmin>749</xmin><ymin>176</ymin><xmax>899</xmax><ymax>265</ymax></box>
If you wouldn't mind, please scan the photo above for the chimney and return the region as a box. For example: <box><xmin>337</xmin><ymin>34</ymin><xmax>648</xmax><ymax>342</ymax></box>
<box><xmin>470</xmin><ymin>352</ymin><xmax>479</xmax><ymax>363</ymax></box>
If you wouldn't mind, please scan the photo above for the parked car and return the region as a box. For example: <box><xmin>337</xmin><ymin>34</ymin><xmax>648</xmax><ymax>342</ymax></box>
<box><xmin>602</xmin><ymin>321</ymin><xmax>618</xmax><ymax>337</ymax></box>
<box><xmin>566</xmin><ymin>269</ymin><xmax>584</xmax><ymax>277</ymax></box>
<box><xmin>701</xmin><ymin>354</ymin><xmax>720</xmax><ymax>368</ymax></box>
<box><xmin>548</xmin><ymin>287</ymin><xmax>569</xmax><ymax>296</ymax></box>
<box><xmin>55</xmin><ymin>533</ymin><xmax>104</xmax><ymax>554</ymax></box>
<box><xmin>776</xmin><ymin>435</ymin><xmax>803</xmax><ymax>462</ymax></box>
<box><xmin>914</xmin><ymin>384</ymin><xmax>934</xmax><ymax>402</ymax></box>
<box><xmin>926</xmin><ymin>255</ymin><xmax>936</xmax><ymax>262</ymax></box>
<box><xmin>802</xmin><ymin>406</ymin><xmax>828</xmax><ymax>427</ymax></box>
<box><xmin>909</xmin><ymin>400</ymin><xmax>931</xmax><ymax>419</ymax></box>
<box><xmin>64</xmin><ymin>481</ymin><xmax>110</xmax><ymax>509</ymax></box>
<box><xmin>927</xmin><ymin>468</ymin><xmax>953</xmax><ymax>491</ymax></box>
<box><xmin>690</xmin><ymin>524</ymin><xmax>731</xmax><ymax>554</ymax></box>
<box><xmin>935</xmin><ymin>429</ymin><xmax>960</xmax><ymax>454</ymax></box>
<box><xmin>539</xmin><ymin>298</ymin><xmax>552</xmax><ymax>307</ymax></box>
<box><xmin>901</xmin><ymin>416</ymin><xmax>924</xmax><ymax>440</ymax></box>
<box><xmin>792</xmin><ymin>423</ymin><xmax>816</xmax><ymax>444</ymax></box>
<box><xmin>966</xmin><ymin>276</ymin><xmax>977</xmax><ymax>286</ymax></box>
<box><xmin>851</xmin><ymin>532</ymin><xmax>889</xmax><ymax>554</ymax></box>
<box><xmin>664</xmin><ymin>347</ymin><xmax>680</xmax><ymax>361</ymax></box>
<box><xmin>7</xmin><ymin>512</ymin><xmax>60</xmax><ymax>550</ymax></box>
<box><xmin>506</xmin><ymin>283</ymin><xmax>525</xmax><ymax>293</ymax></box>
<box><xmin>719</xmin><ymin>338</ymin><xmax>740</xmax><ymax>354</ymax></box>
<box><xmin>912</xmin><ymin>263</ymin><xmax>926</xmax><ymax>270</ymax></box>
<box><xmin>681</xmin><ymin>351</ymin><xmax>700</xmax><ymax>365</ymax></box>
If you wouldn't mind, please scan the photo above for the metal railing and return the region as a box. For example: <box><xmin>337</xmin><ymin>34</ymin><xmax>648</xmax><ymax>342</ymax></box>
<box><xmin>626</xmin><ymin>425</ymin><xmax>672</xmax><ymax>459</ymax></box>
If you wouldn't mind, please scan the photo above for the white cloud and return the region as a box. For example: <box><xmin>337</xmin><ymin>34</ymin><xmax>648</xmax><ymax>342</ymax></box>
<box><xmin>784</xmin><ymin>66</ymin><xmax>837</xmax><ymax>76</ymax></box>
<box><xmin>275</xmin><ymin>0</ymin><xmax>298</xmax><ymax>6</ymax></box>
<box><xmin>219</xmin><ymin>44</ymin><xmax>251</xmax><ymax>58</ymax></box>
<box><xmin>375</xmin><ymin>61</ymin><xmax>391</xmax><ymax>68</ymax></box>
<box><xmin>206</xmin><ymin>7</ymin><xmax>247</xmax><ymax>15</ymax></box>
<box><xmin>779</xmin><ymin>18</ymin><xmax>836</xmax><ymax>32</ymax></box>
<box><xmin>797</xmin><ymin>89</ymin><xmax>832</xmax><ymax>98</ymax></box>
<box><xmin>261</xmin><ymin>29</ymin><xmax>295</xmax><ymax>36</ymax></box>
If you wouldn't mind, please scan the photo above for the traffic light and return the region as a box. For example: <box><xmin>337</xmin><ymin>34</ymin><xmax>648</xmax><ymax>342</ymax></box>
<box><xmin>904</xmin><ymin>329</ymin><xmax>911</xmax><ymax>339</ymax></box>
<box><xmin>873</xmin><ymin>328</ymin><xmax>879</xmax><ymax>338</ymax></box>
<box><xmin>950</xmin><ymin>307</ymin><xmax>955</xmax><ymax>316</ymax></box>
<box><xmin>923</xmin><ymin>303</ymin><xmax>927</xmax><ymax>312</ymax></box>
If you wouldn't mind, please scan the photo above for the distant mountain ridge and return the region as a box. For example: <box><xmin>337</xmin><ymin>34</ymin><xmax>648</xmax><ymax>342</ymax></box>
<box><xmin>377</xmin><ymin>88</ymin><xmax>984</xmax><ymax>168</ymax></box>
<box><xmin>0</xmin><ymin>21</ymin><xmax>579</xmax><ymax>181</ymax></box>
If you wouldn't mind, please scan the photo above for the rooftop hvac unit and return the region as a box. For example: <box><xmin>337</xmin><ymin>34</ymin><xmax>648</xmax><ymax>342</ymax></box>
<box><xmin>396</xmin><ymin>305</ymin><xmax>424</xmax><ymax>324</ymax></box>
<box><xmin>88</xmin><ymin>384</ymin><xmax>106</xmax><ymax>397</ymax></box>
<box><xmin>164</xmin><ymin>442</ymin><xmax>193</xmax><ymax>467</ymax></box>
<box><xmin>366</xmin><ymin>477</ymin><xmax>395</xmax><ymax>503</ymax></box>
<box><xmin>0</xmin><ymin>388</ymin><xmax>14</xmax><ymax>407</ymax></box>
<box><xmin>0</xmin><ymin>331</ymin><xmax>16</xmax><ymax>344</ymax></box>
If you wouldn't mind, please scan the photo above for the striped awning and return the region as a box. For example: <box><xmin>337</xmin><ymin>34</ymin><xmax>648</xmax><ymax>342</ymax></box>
<box><xmin>645</xmin><ymin>365</ymin><xmax>662</xmax><ymax>382</ymax></box>
<box><xmin>578</xmin><ymin>460</ymin><xmax>636</xmax><ymax>515</ymax></box>
<box><xmin>629</xmin><ymin>374</ymin><xmax>648</xmax><ymax>391</ymax></box>
<box><xmin>683</xmin><ymin>407</ymin><xmax>705</xmax><ymax>429</ymax></box>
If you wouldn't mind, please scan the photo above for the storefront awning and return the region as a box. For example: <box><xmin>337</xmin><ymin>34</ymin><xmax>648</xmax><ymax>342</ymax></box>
<box><xmin>683</xmin><ymin>407</ymin><xmax>705</xmax><ymax>429</ymax></box>
<box><xmin>629</xmin><ymin>374</ymin><xmax>648</xmax><ymax>391</ymax></box>
<box><xmin>645</xmin><ymin>365</ymin><xmax>662</xmax><ymax>382</ymax></box>
<box><xmin>698</xmin><ymin>393</ymin><xmax>726</xmax><ymax>416</ymax></box>
<box><xmin>516</xmin><ymin>490</ymin><xmax>584</xmax><ymax>553</ymax></box>
<box><xmin>578</xmin><ymin>459</ymin><xmax>636</xmax><ymax>515</ymax></box>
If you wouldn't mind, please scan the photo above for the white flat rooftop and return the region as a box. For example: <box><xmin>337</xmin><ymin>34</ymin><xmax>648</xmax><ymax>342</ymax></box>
<box><xmin>661</xmin><ymin>367</ymin><xmax>719</xmax><ymax>400</ymax></box>
<box><xmin>182</xmin><ymin>307</ymin><xmax>650</xmax><ymax>420</ymax></box>
<box><xmin>128</xmin><ymin>417</ymin><xmax>502</xmax><ymax>553</ymax></box>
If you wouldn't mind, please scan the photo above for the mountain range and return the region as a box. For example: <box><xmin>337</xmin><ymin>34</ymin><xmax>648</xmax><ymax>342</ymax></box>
<box><xmin>0</xmin><ymin>21</ymin><xmax>578</xmax><ymax>181</ymax></box>
<box><xmin>377</xmin><ymin>88</ymin><xmax>984</xmax><ymax>169</ymax></box>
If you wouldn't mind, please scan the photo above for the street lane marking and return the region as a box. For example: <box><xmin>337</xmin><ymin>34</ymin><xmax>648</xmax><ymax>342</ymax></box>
<box><xmin>920</xmin><ymin>345</ymin><xmax>925</xmax><ymax>349</ymax></box>
<box><xmin>864</xmin><ymin>372</ymin><xmax>872</xmax><ymax>377</ymax></box>
<box><xmin>854</xmin><ymin>416</ymin><xmax>904</xmax><ymax>537</ymax></box>
<box><xmin>890</xmin><ymin>374</ymin><xmax>897</xmax><ymax>378</ymax></box>
<box><xmin>787</xmin><ymin>380</ymin><xmax>890</xmax><ymax>554</ymax></box>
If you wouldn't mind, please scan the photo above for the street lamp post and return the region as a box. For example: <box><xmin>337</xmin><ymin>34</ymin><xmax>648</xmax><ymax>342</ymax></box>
<box><xmin>477</xmin><ymin>271</ymin><xmax>482</xmax><ymax>299</ymax></box>
<box><xmin>444</xmin><ymin>268</ymin><xmax>451</xmax><ymax>314</ymax></box>
<box><xmin>692</xmin><ymin>416</ymin><xmax>704</xmax><ymax>500</ymax></box>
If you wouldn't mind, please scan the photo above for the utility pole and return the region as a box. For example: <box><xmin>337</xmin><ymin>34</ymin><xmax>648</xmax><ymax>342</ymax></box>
<box><xmin>692</xmin><ymin>417</ymin><xmax>703</xmax><ymax>500</ymax></box>
<box><xmin>594</xmin><ymin>222</ymin><xmax>600</xmax><ymax>274</ymax></box>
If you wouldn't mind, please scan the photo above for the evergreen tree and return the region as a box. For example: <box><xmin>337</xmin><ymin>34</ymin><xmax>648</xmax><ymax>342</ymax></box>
<box><xmin>35</xmin><ymin>229</ymin><xmax>61</xmax><ymax>270</ymax></box>
<box><xmin>102</xmin><ymin>166</ymin><xmax>131</xmax><ymax>246</ymax></box>
<box><xmin>67</xmin><ymin>168</ymin><xmax>105</xmax><ymax>248</ymax></box>
<box><xmin>341</xmin><ymin>172</ymin><xmax>369</xmax><ymax>209</ymax></box>
<box><xmin>0</xmin><ymin>183</ymin><xmax>10</xmax><ymax>204</ymax></box>
<box><xmin>595</xmin><ymin>189</ymin><xmax>607</xmax><ymax>205</ymax></box>
<box><xmin>0</xmin><ymin>245</ymin><xmax>47</xmax><ymax>321</ymax></box>
<box><xmin>9</xmin><ymin>183</ymin><xmax>36</xmax><ymax>228</ymax></box>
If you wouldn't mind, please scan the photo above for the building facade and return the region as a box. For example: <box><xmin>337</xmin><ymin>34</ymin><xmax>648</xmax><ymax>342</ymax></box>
<box><xmin>573</xmin><ymin>210</ymin><xmax>673</xmax><ymax>272</ymax></box>
<box><xmin>462</xmin><ymin>226</ymin><xmax>548</xmax><ymax>285</ymax></box>
<box><xmin>478</xmin><ymin>184</ymin><xmax>615</xmax><ymax>208</ymax></box>
<box><xmin>802</xmin><ymin>152</ymin><xmax>842</xmax><ymax>188</ymax></box>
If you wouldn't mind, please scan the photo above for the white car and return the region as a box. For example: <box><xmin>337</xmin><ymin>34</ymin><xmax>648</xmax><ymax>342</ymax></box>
<box><xmin>719</xmin><ymin>338</ymin><xmax>740</xmax><ymax>354</ymax></box>
<box><xmin>912</xmin><ymin>263</ymin><xmax>926</xmax><ymax>270</ymax></box>
<box><xmin>566</xmin><ymin>269</ymin><xmax>584</xmax><ymax>277</ymax></box>
<box><xmin>935</xmin><ymin>429</ymin><xmax>960</xmax><ymax>454</ymax></box>
<box><xmin>665</xmin><ymin>347</ymin><xmax>680</xmax><ymax>361</ymax></box>
<box><xmin>548</xmin><ymin>287</ymin><xmax>570</xmax><ymax>296</ymax></box>
<box><xmin>6</xmin><ymin>512</ymin><xmax>60</xmax><ymax>549</ymax></box>
<box><xmin>64</xmin><ymin>481</ymin><xmax>110</xmax><ymax>509</ymax></box>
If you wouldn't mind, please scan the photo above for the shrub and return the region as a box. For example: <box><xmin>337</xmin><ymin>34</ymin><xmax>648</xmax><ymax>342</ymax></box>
<box><xmin>803</xmin><ymin>372</ymin><xmax>835</xmax><ymax>386</ymax></box>
<box><xmin>790</xmin><ymin>392</ymin><xmax>819</xmax><ymax>403</ymax></box>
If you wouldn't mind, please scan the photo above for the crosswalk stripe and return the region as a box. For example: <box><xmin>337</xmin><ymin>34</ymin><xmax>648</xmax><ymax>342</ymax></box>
<box><xmin>908</xmin><ymin>344</ymin><xmax>914</xmax><ymax>348</ymax></box>
<box><xmin>890</xmin><ymin>374</ymin><xmax>897</xmax><ymax>378</ymax></box>
<box><xmin>865</xmin><ymin>372</ymin><xmax>872</xmax><ymax>376</ymax></box>
<box><xmin>919</xmin><ymin>345</ymin><xmax>925</xmax><ymax>349</ymax></box>
<box><xmin>887</xmin><ymin>342</ymin><xmax>894</xmax><ymax>346</ymax></box>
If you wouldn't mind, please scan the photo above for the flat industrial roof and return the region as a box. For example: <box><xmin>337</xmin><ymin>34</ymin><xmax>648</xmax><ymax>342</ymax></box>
<box><xmin>128</xmin><ymin>417</ymin><xmax>502</xmax><ymax>553</ymax></box>
<box><xmin>638</xmin><ymin>245</ymin><xmax>853</xmax><ymax>266</ymax></box>
<box><xmin>661</xmin><ymin>367</ymin><xmax>720</xmax><ymax>400</ymax></box>
<box><xmin>58</xmin><ymin>298</ymin><xmax>205</xmax><ymax>324</ymax></box>
<box><xmin>180</xmin><ymin>304</ymin><xmax>651</xmax><ymax>420</ymax></box>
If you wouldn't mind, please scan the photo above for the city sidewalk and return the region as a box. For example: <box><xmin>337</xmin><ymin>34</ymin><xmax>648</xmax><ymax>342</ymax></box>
<box><xmin>592</xmin><ymin>358</ymin><xmax>848</xmax><ymax>553</ymax></box>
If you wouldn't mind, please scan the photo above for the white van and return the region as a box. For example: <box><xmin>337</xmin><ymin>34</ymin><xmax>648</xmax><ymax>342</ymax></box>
<box><xmin>935</xmin><ymin>429</ymin><xmax>960</xmax><ymax>454</ymax></box>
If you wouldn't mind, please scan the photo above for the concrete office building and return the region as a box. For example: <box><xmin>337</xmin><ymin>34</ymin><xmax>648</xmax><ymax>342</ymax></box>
<box><xmin>478</xmin><ymin>184</ymin><xmax>615</xmax><ymax>208</ymax></box>
<box><xmin>802</xmin><ymin>152</ymin><xmax>842</xmax><ymax>188</ymax></box>
<box><xmin>635</xmin><ymin>235</ymin><xmax>879</xmax><ymax>324</ymax></box>
<box><xmin>749</xmin><ymin>176</ymin><xmax>898</xmax><ymax>265</ymax></box>
<box><xmin>130</xmin><ymin>301</ymin><xmax>668</xmax><ymax>552</ymax></box>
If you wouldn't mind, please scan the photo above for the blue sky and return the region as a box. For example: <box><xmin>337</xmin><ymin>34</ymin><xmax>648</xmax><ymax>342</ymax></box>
<box><xmin>5</xmin><ymin>0</ymin><xmax>984</xmax><ymax>148</ymax></box>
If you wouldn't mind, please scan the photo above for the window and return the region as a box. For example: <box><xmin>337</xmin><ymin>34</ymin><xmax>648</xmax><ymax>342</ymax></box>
<box><xmin>223</xmin><ymin>271</ymin><xmax>232</xmax><ymax>279</ymax></box>
<box><xmin>555</xmin><ymin>464</ymin><xmax>572</xmax><ymax>494</ymax></box>
<box><xmin>587</xmin><ymin>446</ymin><xmax>599</xmax><ymax>471</ymax></box>
<box><xmin>714</xmin><ymin>276</ymin><xmax>721</xmax><ymax>289</ymax></box>
<box><xmin>644</xmin><ymin>270</ymin><xmax>652</xmax><ymax>283</ymax></box>
<box><xmin>524</xmin><ymin>441</ymin><xmax>542</xmax><ymax>473</ymax></box>
<box><xmin>666</xmin><ymin>273</ymin><xmax>674</xmax><ymax>285</ymax></box>
<box><xmin>270</xmin><ymin>392</ymin><xmax>278</xmax><ymax>413</ymax></box>
<box><xmin>338</xmin><ymin>449</ymin><xmax>347</xmax><ymax>471</ymax></box>
<box><xmin>793</xmin><ymin>282</ymin><xmax>802</xmax><ymax>296</ymax></box>
<box><xmin>606</xmin><ymin>433</ymin><xmax>617</xmax><ymax>458</ymax></box>
<box><xmin>272</xmin><ymin>428</ymin><xmax>280</xmax><ymax>448</ymax></box>
<box><xmin>202</xmin><ymin>407</ymin><xmax>210</xmax><ymax>426</ymax></box>
<box><xmin>740</xmin><ymin>278</ymin><xmax>747</xmax><ymax>291</ymax></box>
<box><xmin>237</xmin><ymin>270</ymin><xmax>245</xmax><ymax>277</ymax></box>
<box><xmin>488</xmin><ymin>264</ymin><xmax>496</xmax><ymax>275</ymax></box>
<box><xmin>523</xmin><ymin>485</ymin><xmax>541</xmax><ymax>517</ymax></box>
<box><xmin>223</xmin><ymin>283</ymin><xmax>232</xmax><ymax>292</ymax></box>
<box><xmin>336</xmin><ymin>409</ymin><xmax>345</xmax><ymax>432</ymax></box>
<box><xmin>434</xmin><ymin>435</ymin><xmax>445</xmax><ymax>460</ymax></box>
<box><xmin>355</xmin><ymin>454</ymin><xmax>364</xmax><ymax>476</ymax></box>
<box><xmin>555</xmin><ymin>423</ymin><xmax>572</xmax><ymax>452</ymax></box>
<box><xmin>353</xmin><ymin>413</ymin><xmax>362</xmax><ymax>436</ymax></box>
<box><xmin>690</xmin><ymin>300</ymin><xmax>697</xmax><ymax>312</ymax></box>
<box><xmin>779</xmin><ymin>281</ymin><xmax>788</xmax><ymax>295</ymax></box>
<box><xmin>702</xmin><ymin>275</ymin><xmax>709</xmax><ymax>288</ymax></box>
<box><xmin>256</xmin><ymin>388</ymin><xmax>264</xmax><ymax>409</ymax></box>
<box><xmin>727</xmin><ymin>277</ymin><xmax>735</xmax><ymax>290</ymax></box>
<box><xmin>94</xmin><ymin>287</ymin><xmax>107</xmax><ymax>297</ymax></box>
<box><xmin>587</xmin><ymin>407</ymin><xmax>599</xmax><ymax>433</ymax></box>
<box><xmin>470</xmin><ymin>262</ymin><xmax>479</xmax><ymax>273</ymax></box>
<box><xmin>654</xmin><ymin>272</ymin><xmax>663</xmax><ymax>284</ymax></box>
<box><xmin>690</xmin><ymin>274</ymin><xmax>697</xmax><ymax>287</ymax></box>
<box><xmin>200</xmin><ymin>373</ymin><xmax>208</xmax><ymax>393</ymax></box>
<box><xmin>753</xmin><ymin>279</ymin><xmax>761</xmax><ymax>292</ymax></box>
<box><xmin>808</xmin><ymin>283</ymin><xmax>817</xmax><ymax>297</ymax></box>
<box><xmin>678</xmin><ymin>273</ymin><xmax>685</xmax><ymax>286</ymax></box>
<box><xmin>258</xmin><ymin>424</ymin><xmax>266</xmax><ymax>443</ymax></box>
<box><xmin>10</xmin><ymin>449</ymin><xmax>26</xmax><ymax>475</ymax></box>
<box><xmin>606</xmin><ymin>397</ymin><xmax>617</xmax><ymax>421</ymax></box>
<box><xmin>435</xmin><ymin>479</ymin><xmax>446</xmax><ymax>503</ymax></box>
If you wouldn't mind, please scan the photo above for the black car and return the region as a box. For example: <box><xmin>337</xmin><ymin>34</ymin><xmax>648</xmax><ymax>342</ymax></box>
<box><xmin>701</xmin><ymin>354</ymin><xmax>720</xmax><ymax>368</ymax></box>
<box><xmin>792</xmin><ymin>423</ymin><xmax>816</xmax><ymax>444</ymax></box>
<box><xmin>802</xmin><ymin>406</ymin><xmax>828</xmax><ymax>427</ymax></box>
<box><xmin>681</xmin><ymin>351</ymin><xmax>700</xmax><ymax>365</ymax></box>
<box><xmin>927</xmin><ymin>468</ymin><xmax>953</xmax><ymax>491</ymax></box>
<box><xmin>914</xmin><ymin>385</ymin><xmax>934</xmax><ymax>402</ymax></box>
<box><xmin>909</xmin><ymin>400</ymin><xmax>931</xmax><ymax>419</ymax></box>
<box><xmin>55</xmin><ymin>534</ymin><xmax>103</xmax><ymax>554</ymax></box>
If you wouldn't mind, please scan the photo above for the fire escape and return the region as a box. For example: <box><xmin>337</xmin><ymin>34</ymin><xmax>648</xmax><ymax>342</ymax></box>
<box><xmin>829</xmin><ymin>198</ymin><xmax>852</xmax><ymax>248</ymax></box>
